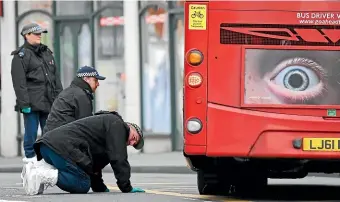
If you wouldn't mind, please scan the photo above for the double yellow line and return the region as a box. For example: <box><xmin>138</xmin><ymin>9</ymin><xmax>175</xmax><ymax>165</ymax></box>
<box><xmin>106</xmin><ymin>185</ymin><xmax>250</xmax><ymax>202</ymax></box>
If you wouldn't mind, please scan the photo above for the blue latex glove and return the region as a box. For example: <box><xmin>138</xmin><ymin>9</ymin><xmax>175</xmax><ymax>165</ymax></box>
<box><xmin>21</xmin><ymin>107</ymin><xmax>31</xmax><ymax>114</ymax></box>
<box><xmin>130</xmin><ymin>187</ymin><xmax>145</xmax><ymax>193</ymax></box>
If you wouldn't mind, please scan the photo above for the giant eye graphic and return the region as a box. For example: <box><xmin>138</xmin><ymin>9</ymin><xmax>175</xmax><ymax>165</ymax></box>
<box><xmin>264</xmin><ymin>57</ymin><xmax>327</xmax><ymax>103</ymax></box>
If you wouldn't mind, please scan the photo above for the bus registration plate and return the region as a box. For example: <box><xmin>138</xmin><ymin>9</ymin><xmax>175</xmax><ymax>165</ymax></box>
<box><xmin>303</xmin><ymin>138</ymin><xmax>340</xmax><ymax>151</ymax></box>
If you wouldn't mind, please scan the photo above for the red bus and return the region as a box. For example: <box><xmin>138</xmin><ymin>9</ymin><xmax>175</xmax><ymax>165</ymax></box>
<box><xmin>183</xmin><ymin>0</ymin><xmax>340</xmax><ymax>196</ymax></box>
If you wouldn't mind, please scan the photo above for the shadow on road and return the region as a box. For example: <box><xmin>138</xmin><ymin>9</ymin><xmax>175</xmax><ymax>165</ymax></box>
<box><xmin>234</xmin><ymin>185</ymin><xmax>340</xmax><ymax>201</ymax></box>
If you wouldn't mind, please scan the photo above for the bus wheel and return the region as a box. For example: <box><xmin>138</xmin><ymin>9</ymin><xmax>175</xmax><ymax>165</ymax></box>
<box><xmin>197</xmin><ymin>169</ymin><xmax>231</xmax><ymax>195</ymax></box>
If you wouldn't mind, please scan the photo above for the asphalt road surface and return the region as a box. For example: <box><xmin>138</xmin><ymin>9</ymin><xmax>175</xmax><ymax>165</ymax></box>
<box><xmin>0</xmin><ymin>172</ymin><xmax>340</xmax><ymax>202</ymax></box>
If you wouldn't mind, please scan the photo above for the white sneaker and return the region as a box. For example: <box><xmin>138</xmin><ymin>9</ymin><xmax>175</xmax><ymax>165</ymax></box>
<box><xmin>22</xmin><ymin>161</ymin><xmax>58</xmax><ymax>195</ymax></box>
<box><xmin>36</xmin><ymin>159</ymin><xmax>55</xmax><ymax>170</ymax></box>
<box><xmin>21</xmin><ymin>162</ymin><xmax>28</xmax><ymax>191</ymax></box>
<box><xmin>22</xmin><ymin>162</ymin><xmax>40</xmax><ymax>195</ymax></box>
<box><xmin>35</xmin><ymin>160</ymin><xmax>56</xmax><ymax>194</ymax></box>
<box><xmin>21</xmin><ymin>157</ymin><xmax>37</xmax><ymax>180</ymax></box>
<box><xmin>22</xmin><ymin>156</ymin><xmax>37</xmax><ymax>163</ymax></box>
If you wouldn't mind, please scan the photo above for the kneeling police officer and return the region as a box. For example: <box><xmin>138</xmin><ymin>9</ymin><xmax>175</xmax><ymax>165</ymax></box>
<box><xmin>21</xmin><ymin>111</ymin><xmax>145</xmax><ymax>195</ymax></box>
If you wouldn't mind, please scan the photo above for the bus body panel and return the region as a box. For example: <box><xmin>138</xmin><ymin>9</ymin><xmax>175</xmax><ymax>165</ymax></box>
<box><xmin>205</xmin><ymin>103</ymin><xmax>340</xmax><ymax>158</ymax></box>
<box><xmin>206</xmin><ymin>31</ymin><xmax>242</xmax><ymax>107</ymax></box>
<box><xmin>249</xmin><ymin>131</ymin><xmax>340</xmax><ymax>158</ymax></box>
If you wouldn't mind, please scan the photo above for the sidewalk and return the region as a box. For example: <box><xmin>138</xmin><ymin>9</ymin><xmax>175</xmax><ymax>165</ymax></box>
<box><xmin>0</xmin><ymin>152</ymin><xmax>195</xmax><ymax>174</ymax></box>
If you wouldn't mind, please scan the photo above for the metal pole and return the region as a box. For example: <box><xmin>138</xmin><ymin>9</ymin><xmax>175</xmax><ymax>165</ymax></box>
<box><xmin>168</xmin><ymin>11</ymin><xmax>178</xmax><ymax>151</ymax></box>
<box><xmin>124</xmin><ymin>0</ymin><xmax>142</xmax><ymax>154</ymax></box>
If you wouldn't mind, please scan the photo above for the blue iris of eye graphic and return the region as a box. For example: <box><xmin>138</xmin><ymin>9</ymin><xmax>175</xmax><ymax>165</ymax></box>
<box><xmin>264</xmin><ymin>57</ymin><xmax>327</xmax><ymax>103</ymax></box>
<box><xmin>273</xmin><ymin>65</ymin><xmax>320</xmax><ymax>91</ymax></box>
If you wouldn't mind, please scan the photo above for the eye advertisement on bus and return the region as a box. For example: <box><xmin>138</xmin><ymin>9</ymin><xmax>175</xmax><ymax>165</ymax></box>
<box><xmin>244</xmin><ymin>49</ymin><xmax>340</xmax><ymax>105</ymax></box>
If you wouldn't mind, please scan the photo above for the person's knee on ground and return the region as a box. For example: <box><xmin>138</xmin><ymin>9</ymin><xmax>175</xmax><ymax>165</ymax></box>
<box><xmin>68</xmin><ymin>180</ymin><xmax>91</xmax><ymax>194</ymax></box>
<box><xmin>37</xmin><ymin>143</ymin><xmax>91</xmax><ymax>194</ymax></box>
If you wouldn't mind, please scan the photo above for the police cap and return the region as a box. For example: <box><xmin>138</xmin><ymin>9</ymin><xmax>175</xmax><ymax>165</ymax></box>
<box><xmin>126</xmin><ymin>122</ymin><xmax>144</xmax><ymax>150</ymax></box>
<box><xmin>20</xmin><ymin>23</ymin><xmax>48</xmax><ymax>36</ymax></box>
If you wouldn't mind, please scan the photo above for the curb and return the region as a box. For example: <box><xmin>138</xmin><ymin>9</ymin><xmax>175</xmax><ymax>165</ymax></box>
<box><xmin>0</xmin><ymin>165</ymin><xmax>195</xmax><ymax>174</ymax></box>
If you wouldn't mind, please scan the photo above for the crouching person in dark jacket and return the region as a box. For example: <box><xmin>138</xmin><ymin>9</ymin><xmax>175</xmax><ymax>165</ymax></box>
<box><xmin>43</xmin><ymin>65</ymin><xmax>106</xmax><ymax>134</ymax></box>
<box><xmin>21</xmin><ymin>111</ymin><xmax>145</xmax><ymax>195</ymax></box>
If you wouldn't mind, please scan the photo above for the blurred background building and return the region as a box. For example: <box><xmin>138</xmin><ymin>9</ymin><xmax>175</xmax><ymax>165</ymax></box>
<box><xmin>0</xmin><ymin>0</ymin><xmax>185</xmax><ymax>157</ymax></box>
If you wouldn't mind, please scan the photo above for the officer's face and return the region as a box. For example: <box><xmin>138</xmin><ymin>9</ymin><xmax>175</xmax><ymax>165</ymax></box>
<box><xmin>25</xmin><ymin>33</ymin><xmax>41</xmax><ymax>45</ymax></box>
<box><xmin>127</xmin><ymin>126</ymin><xmax>140</xmax><ymax>147</ymax></box>
<box><xmin>84</xmin><ymin>77</ymin><xmax>100</xmax><ymax>92</ymax></box>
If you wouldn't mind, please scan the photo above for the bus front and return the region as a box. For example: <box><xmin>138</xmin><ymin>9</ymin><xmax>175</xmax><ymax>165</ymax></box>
<box><xmin>183</xmin><ymin>0</ymin><xmax>340</xmax><ymax>196</ymax></box>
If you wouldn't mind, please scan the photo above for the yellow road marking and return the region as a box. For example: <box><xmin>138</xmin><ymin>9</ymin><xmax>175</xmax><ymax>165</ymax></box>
<box><xmin>107</xmin><ymin>185</ymin><xmax>250</xmax><ymax>202</ymax></box>
<box><xmin>127</xmin><ymin>182</ymin><xmax>192</xmax><ymax>185</ymax></box>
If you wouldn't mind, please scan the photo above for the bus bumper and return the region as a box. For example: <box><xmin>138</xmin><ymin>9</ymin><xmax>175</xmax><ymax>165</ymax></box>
<box><xmin>204</xmin><ymin>103</ymin><xmax>340</xmax><ymax>159</ymax></box>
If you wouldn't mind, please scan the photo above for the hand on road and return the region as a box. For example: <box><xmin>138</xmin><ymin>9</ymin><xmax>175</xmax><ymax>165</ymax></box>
<box><xmin>130</xmin><ymin>187</ymin><xmax>145</xmax><ymax>193</ymax></box>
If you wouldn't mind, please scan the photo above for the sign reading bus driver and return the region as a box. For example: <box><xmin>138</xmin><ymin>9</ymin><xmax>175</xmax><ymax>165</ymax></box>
<box><xmin>189</xmin><ymin>4</ymin><xmax>207</xmax><ymax>30</ymax></box>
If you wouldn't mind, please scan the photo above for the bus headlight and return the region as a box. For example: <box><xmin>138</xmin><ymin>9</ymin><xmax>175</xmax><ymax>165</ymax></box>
<box><xmin>186</xmin><ymin>118</ymin><xmax>202</xmax><ymax>134</ymax></box>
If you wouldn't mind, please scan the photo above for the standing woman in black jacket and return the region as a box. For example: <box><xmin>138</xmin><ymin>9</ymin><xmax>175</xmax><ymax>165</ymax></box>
<box><xmin>11</xmin><ymin>23</ymin><xmax>63</xmax><ymax>164</ymax></box>
<box><xmin>43</xmin><ymin>65</ymin><xmax>106</xmax><ymax>134</ymax></box>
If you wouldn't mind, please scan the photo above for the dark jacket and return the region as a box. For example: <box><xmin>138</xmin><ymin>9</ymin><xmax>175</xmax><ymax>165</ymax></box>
<box><xmin>10</xmin><ymin>41</ymin><xmax>63</xmax><ymax>113</ymax></box>
<box><xmin>43</xmin><ymin>77</ymin><xmax>94</xmax><ymax>134</ymax></box>
<box><xmin>34</xmin><ymin>112</ymin><xmax>133</xmax><ymax>193</ymax></box>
